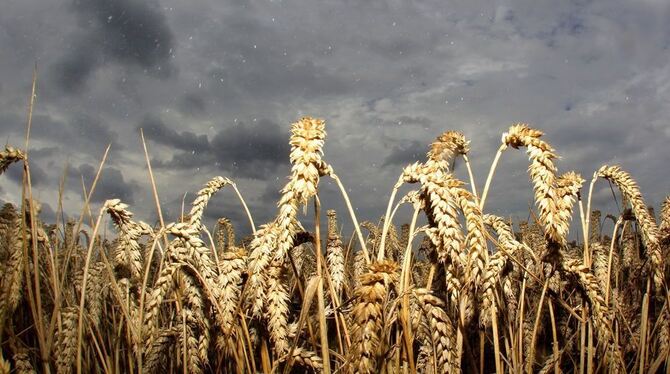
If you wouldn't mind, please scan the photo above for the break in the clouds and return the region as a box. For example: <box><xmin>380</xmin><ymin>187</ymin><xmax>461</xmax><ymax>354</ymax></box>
<box><xmin>1</xmin><ymin>0</ymin><xmax>669</xmax><ymax>235</ymax></box>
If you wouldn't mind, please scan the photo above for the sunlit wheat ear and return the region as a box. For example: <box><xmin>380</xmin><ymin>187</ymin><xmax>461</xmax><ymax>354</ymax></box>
<box><xmin>286</xmin><ymin>347</ymin><xmax>323</xmax><ymax>372</ymax></box>
<box><xmin>55</xmin><ymin>307</ymin><xmax>78</xmax><ymax>374</ymax></box>
<box><xmin>349</xmin><ymin>260</ymin><xmax>398</xmax><ymax>374</ymax></box>
<box><xmin>215</xmin><ymin>217</ymin><xmax>235</xmax><ymax>254</ymax></box>
<box><xmin>289</xmin><ymin>116</ymin><xmax>332</xmax><ymax>205</ymax></box>
<box><xmin>554</xmin><ymin>170</ymin><xmax>585</xmax><ymax>239</ymax></box>
<box><xmin>502</xmin><ymin>124</ymin><xmax>568</xmax><ymax>246</ymax></box>
<box><xmin>217</xmin><ymin>249</ymin><xmax>245</xmax><ymax>335</ymax></box>
<box><xmin>414</xmin><ymin>288</ymin><xmax>459</xmax><ymax>372</ymax></box>
<box><xmin>175</xmin><ymin>272</ymin><xmax>209</xmax><ymax>371</ymax></box>
<box><xmin>177</xmin><ymin>309</ymin><xmax>204</xmax><ymax>374</ymax></box>
<box><xmin>165</xmin><ymin>223</ymin><xmax>219</xmax><ymax>296</ymax></box>
<box><xmin>0</xmin><ymin>146</ymin><xmax>25</xmax><ymax>175</ymax></box>
<box><xmin>597</xmin><ymin>165</ymin><xmax>664</xmax><ymax>289</ymax></box>
<box><xmin>403</xmin><ymin>163</ymin><xmax>464</xmax><ymax>265</ymax></box>
<box><xmin>562</xmin><ymin>258</ymin><xmax>624</xmax><ymax>372</ymax></box>
<box><xmin>0</xmin><ymin>204</ymin><xmax>24</xmax><ymax>327</ymax></box>
<box><xmin>661</xmin><ymin>196</ymin><xmax>670</xmax><ymax>240</ymax></box>
<box><xmin>326</xmin><ymin>209</ymin><xmax>345</xmax><ymax>295</ymax></box>
<box><xmin>188</xmin><ymin>176</ymin><xmax>233</xmax><ymax>230</ymax></box>
<box><xmin>246</xmin><ymin>223</ymin><xmax>278</xmax><ymax>317</ymax></box>
<box><xmin>591</xmin><ymin>242</ymin><xmax>610</xmax><ymax>290</ymax></box>
<box><xmin>452</xmin><ymin>186</ymin><xmax>487</xmax><ymax>288</ymax></box>
<box><xmin>105</xmin><ymin>198</ymin><xmax>153</xmax><ymax>281</ymax></box>
<box><xmin>247</xmin><ymin>117</ymin><xmax>331</xmax><ymax>317</ymax></box>
<box><xmin>351</xmin><ymin>249</ymin><xmax>367</xmax><ymax>290</ymax></box>
<box><xmin>427</xmin><ymin>130</ymin><xmax>470</xmax><ymax>169</ymax></box>
<box><xmin>143</xmin><ymin>241</ymin><xmax>189</xmax><ymax>349</ymax></box>
<box><xmin>266</xmin><ymin>259</ymin><xmax>291</xmax><ymax>357</ymax></box>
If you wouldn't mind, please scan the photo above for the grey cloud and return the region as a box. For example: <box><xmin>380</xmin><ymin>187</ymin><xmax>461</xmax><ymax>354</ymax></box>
<box><xmin>2</xmin><ymin>0</ymin><xmax>670</xmax><ymax>233</ymax></box>
<box><xmin>69</xmin><ymin>164</ymin><xmax>139</xmax><ymax>204</ymax></box>
<box><xmin>139</xmin><ymin>115</ymin><xmax>209</xmax><ymax>152</ymax></box>
<box><xmin>383</xmin><ymin>141</ymin><xmax>425</xmax><ymax>167</ymax></box>
<box><xmin>178</xmin><ymin>92</ymin><xmax>207</xmax><ymax>117</ymax></box>
<box><xmin>5</xmin><ymin>162</ymin><xmax>49</xmax><ymax>188</ymax></box>
<box><xmin>52</xmin><ymin>0</ymin><xmax>175</xmax><ymax>93</ymax></box>
<box><xmin>150</xmin><ymin>118</ymin><xmax>289</xmax><ymax>180</ymax></box>
<box><xmin>27</xmin><ymin>113</ymin><xmax>122</xmax><ymax>158</ymax></box>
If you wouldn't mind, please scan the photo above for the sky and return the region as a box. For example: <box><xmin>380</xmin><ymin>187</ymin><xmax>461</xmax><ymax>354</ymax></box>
<box><xmin>1</xmin><ymin>0</ymin><xmax>669</xmax><ymax>238</ymax></box>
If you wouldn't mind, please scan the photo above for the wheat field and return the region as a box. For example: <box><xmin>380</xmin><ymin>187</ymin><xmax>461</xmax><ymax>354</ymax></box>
<box><xmin>1</xmin><ymin>112</ymin><xmax>669</xmax><ymax>373</ymax></box>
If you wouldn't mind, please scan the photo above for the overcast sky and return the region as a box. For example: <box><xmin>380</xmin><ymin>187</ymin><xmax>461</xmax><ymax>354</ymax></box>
<box><xmin>1</xmin><ymin>0</ymin><xmax>669</xmax><ymax>237</ymax></box>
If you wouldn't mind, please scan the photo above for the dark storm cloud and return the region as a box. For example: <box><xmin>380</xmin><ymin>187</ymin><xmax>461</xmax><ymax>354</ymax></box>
<box><xmin>178</xmin><ymin>92</ymin><xmax>207</xmax><ymax>117</ymax></box>
<box><xmin>208</xmin><ymin>59</ymin><xmax>353</xmax><ymax>102</ymax></box>
<box><xmin>139</xmin><ymin>115</ymin><xmax>209</xmax><ymax>151</ymax></box>
<box><xmin>68</xmin><ymin>164</ymin><xmax>139</xmax><ymax>204</ymax></box>
<box><xmin>210</xmin><ymin>119</ymin><xmax>289</xmax><ymax>170</ymax></box>
<box><xmin>150</xmin><ymin>119</ymin><xmax>289</xmax><ymax>180</ymax></box>
<box><xmin>5</xmin><ymin>162</ymin><xmax>49</xmax><ymax>187</ymax></box>
<box><xmin>25</xmin><ymin>113</ymin><xmax>122</xmax><ymax>158</ymax></box>
<box><xmin>2</xmin><ymin>0</ymin><xmax>670</xmax><ymax>236</ymax></box>
<box><xmin>383</xmin><ymin>141</ymin><xmax>425</xmax><ymax>167</ymax></box>
<box><xmin>52</xmin><ymin>0</ymin><xmax>175</xmax><ymax>93</ymax></box>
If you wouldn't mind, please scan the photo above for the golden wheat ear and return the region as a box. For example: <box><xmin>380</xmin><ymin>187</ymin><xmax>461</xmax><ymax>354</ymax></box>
<box><xmin>0</xmin><ymin>146</ymin><xmax>25</xmax><ymax>175</ymax></box>
<box><xmin>596</xmin><ymin>165</ymin><xmax>664</xmax><ymax>290</ymax></box>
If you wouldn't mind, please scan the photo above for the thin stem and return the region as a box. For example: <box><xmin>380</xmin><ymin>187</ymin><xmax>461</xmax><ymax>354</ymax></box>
<box><xmin>480</xmin><ymin>144</ymin><xmax>507</xmax><ymax>210</ymax></box>
<box><xmin>330</xmin><ymin>173</ymin><xmax>370</xmax><ymax>264</ymax></box>
<box><xmin>399</xmin><ymin>204</ymin><xmax>421</xmax><ymax>373</ymax></box>
<box><xmin>584</xmin><ymin>172</ymin><xmax>598</xmax><ymax>260</ymax></box>
<box><xmin>378</xmin><ymin>175</ymin><xmax>403</xmax><ymax>261</ymax></box>
<box><xmin>76</xmin><ymin>206</ymin><xmax>106</xmax><ymax>374</ymax></box>
<box><xmin>140</xmin><ymin>129</ymin><xmax>169</xmax><ymax>250</ymax></box>
<box><xmin>314</xmin><ymin>196</ymin><xmax>331</xmax><ymax>374</ymax></box>
<box><xmin>526</xmin><ymin>279</ymin><xmax>549</xmax><ymax>374</ymax></box>
<box><xmin>231</xmin><ymin>183</ymin><xmax>256</xmax><ymax>234</ymax></box>
<box><xmin>605</xmin><ymin>217</ymin><xmax>623</xmax><ymax>305</ymax></box>
<box><xmin>463</xmin><ymin>154</ymin><xmax>478</xmax><ymax>198</ymax></box>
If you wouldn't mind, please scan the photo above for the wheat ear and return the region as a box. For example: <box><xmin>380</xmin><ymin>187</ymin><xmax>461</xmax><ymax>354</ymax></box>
<box><xmin>596</xmin><ymin>165</ymin><xmax>663</xmax><ymax>290</ymax></box>
<box><xmin>0</xmin><ymin>146</ymin><xmax>25</xmax><ymax>175</ymax></box>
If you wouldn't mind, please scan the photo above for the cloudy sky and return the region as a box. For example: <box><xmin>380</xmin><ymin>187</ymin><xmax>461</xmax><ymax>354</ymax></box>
<box><xmin>1</xmin><ymin>0</ymin><xmax>669</xmax><ymax>237</ymax></box>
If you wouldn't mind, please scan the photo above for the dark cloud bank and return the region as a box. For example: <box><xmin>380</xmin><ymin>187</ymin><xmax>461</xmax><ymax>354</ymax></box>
<box><xmin>0</xmin><ymin>0</ymin><xmax>669</xmax><ymax>236</ymax></box>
